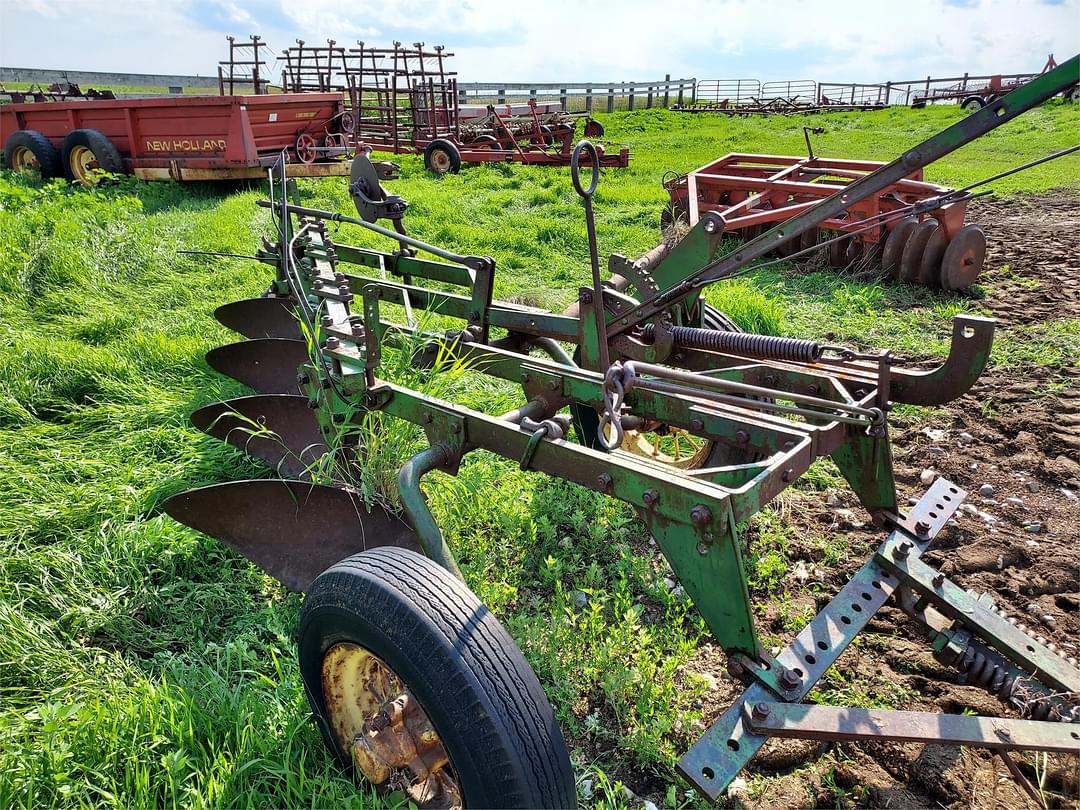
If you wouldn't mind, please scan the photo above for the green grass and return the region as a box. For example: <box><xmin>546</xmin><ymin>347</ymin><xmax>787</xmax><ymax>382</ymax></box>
<box><xmin>0</xmin><ymin>102</ymin><xmax>1077</xmax><ymax>808</ymax></box>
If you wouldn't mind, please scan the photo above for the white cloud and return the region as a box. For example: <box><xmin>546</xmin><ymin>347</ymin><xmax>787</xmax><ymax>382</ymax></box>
<box><xmin>0</xmin><ymin>0</ymin><xmax>1075</xmax><ymax>83</ymax></box>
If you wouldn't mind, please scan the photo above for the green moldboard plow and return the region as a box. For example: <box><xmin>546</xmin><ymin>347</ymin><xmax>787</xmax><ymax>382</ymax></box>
<box><xmin>164</xmin><ymin>56</ymin><xmax>1080</xmax><ymax>808</ymax></box>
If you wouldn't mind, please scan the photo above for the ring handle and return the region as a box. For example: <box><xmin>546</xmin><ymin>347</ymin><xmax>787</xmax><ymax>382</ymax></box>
<box><xmin>571</xmin><ymin>140</ymin><xmax>600</xmax><ymax>198</ymax></box>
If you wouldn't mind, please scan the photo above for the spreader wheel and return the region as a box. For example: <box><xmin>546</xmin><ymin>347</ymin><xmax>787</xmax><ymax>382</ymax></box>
<box><xmin>961</xmin><ymin>96</ymin><xmax>986</xmax><ymax>112</ymax></box>
<box><xmin>299</xmin><ymin>548</ymin><xmax>576</xmax><ymax>809</ymax></box>
<box><xmin>295</xmin><ymin>133</ymin><xmax>319</xmax><ymax>164</ymax></box>
<box><xmin>939</xmin><ymin>224</ymin><xmax>987</xmax><ymax>291</ymax></box>
<box><xmin>899</xmin><ymin>219</ymin><xmax>939</xmax><ymax>283</ymax></box>
<box><xmin>881</xmin><ymin>216</ymin><xmax>918</xmax><ymax>277</ymax></box>
<box><xmin>61</xmin><ymin>128</ymin><xmax>124</xmax><ymax>186</ymax></box>
<box><xmin>4</xmin><ymin>130</ymin><xmax>61</xmax><ymax>178</ymax></box>
<box><xmin>424</xmin><ymin>139</ymin><xmax>462</xmax><ymax>175</ymax></box>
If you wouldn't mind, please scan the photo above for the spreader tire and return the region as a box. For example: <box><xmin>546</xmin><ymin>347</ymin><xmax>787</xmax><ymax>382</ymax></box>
<box><xmin>4</xmin><ymin>129</ymin><xmax>62</xmax><ymax>178</ymax></box>
<box><xmin>62</xmin><ymin>128</ymin><xmax>124</xmax><ymax>185</ymax></box>
<box><xmin>298</xmin><ymin>547</ymin><xmax>576</xmax><ymax>809</ymax></box>
<box><xmin>424</xmin><ymin>139</ymin><xmax>462</xmax><ymax>175</ymax></box>
<box><xmin>961</xmin><ymin>96</ymin><xmax>985</xmax><ymax>112</ymax></box>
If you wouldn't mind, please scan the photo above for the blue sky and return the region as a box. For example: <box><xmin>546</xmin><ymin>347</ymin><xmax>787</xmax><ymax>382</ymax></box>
<box><xmin>1</xmin><ymin>0</ymin><xmax>1076</xmax><ymax>83</ymax></box>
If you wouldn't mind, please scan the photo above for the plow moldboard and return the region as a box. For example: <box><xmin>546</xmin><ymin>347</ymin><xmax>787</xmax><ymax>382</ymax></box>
<box><xmin>206</xmin><ymin>338</ymin><xmax>308</xmax><ymax>394</ymax></box>
<box><xmin>162</xmin><ymin>479</ymin><xmax>421</xmax><ymax>591</ymax></box>
<box><xmin>191</xmin><ymin>394</ymin><xmax>327</xmax><ymax>479</ymax></box>
<box><xmin>214</xmin><ymin>297</ymin><xmax>301</xmax><ymax>339</ymax></box>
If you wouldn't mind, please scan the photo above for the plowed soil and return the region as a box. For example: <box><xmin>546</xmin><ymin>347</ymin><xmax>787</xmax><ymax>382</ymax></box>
<box><xmin>683</xmin><ymin>193</ymin><xmax>1080</xmax><ymax>809</ymax></box>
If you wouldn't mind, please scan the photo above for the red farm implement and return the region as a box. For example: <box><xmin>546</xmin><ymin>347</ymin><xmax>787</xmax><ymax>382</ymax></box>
<box><xmin>269</xmin><ymin>39</ymin><xmax>629</xmax><ymax>174</ymax></box>
<box><xmin>0</xmin><ymin>92</ymin><xmax>362</xmax><ymax>184</ymax></box>
<box><xmin>663</xmin><ymin>151</ymin><xmax>986</xmax><ymax>290</ymax></box>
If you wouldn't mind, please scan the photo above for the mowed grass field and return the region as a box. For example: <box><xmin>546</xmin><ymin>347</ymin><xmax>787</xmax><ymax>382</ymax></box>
<box><xmin>1</xmin><ymin>103</ymin><xmax>1078</xmax><ymax>809</ymax></box>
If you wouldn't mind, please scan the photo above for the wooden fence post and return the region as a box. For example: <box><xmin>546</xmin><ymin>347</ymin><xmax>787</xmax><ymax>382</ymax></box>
<box><xmin>629</xmin><ymin>84</ymin><xmax>635</xmax><ymax>110</ymax></box>
<box><xmin>691</xmin><ymin>78</ymin><xmax>697</xmax><ymax>103</ymax></box>
<box><xmin>677</xmin><ymin>81</ymin><xmax>684</xmax><ymax>106</ymax></box>
<box><xmin>607</xmin><ymin>86</ymin><xmax>614</xmax><ymax>113</ymax></box>
<box><xmin>497</xmin><ymin>87</ymin><xmax>505</xmax><ymax>105</ymax></box>
<box><xmin>884</xmin><ymin>81</ymin><xmax>892</xmax><ymax>105</ymax></box>
<box><xmin>646</xmin><ymin>85</ymin><xmax>653</xmax><ymax>108</ymax></box>
<box><xmin>663</xmin><ymin>73</ymin><xmax>670</xmax><ymax>107</ymax></box>
<box><xmin>559</xmin><ymin>87</ymin><xmax>567</xmax><ymax>111</ymax></box>
<box><xmin>529</xmin><ymin>87</ymin><xmax>536</xmax><ymax>102</ymax></box>
<box><xmin>586</xmin><ymin>86</ymin><xmax>593</xmax><ymax>113</ymax></box>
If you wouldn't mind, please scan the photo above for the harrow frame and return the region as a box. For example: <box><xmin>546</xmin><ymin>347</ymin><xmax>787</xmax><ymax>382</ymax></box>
<box><xmin>166</xmin><ymin>55</ymin><xmax>1080</xmax><ymax>805</ymax></box>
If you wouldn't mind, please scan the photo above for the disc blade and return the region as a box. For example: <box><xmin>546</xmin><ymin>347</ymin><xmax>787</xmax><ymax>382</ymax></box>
<box><xmin>899</xmin><ymin>220</ymin><xmax>939</xmax><ymax>283</ymax></box>
<box><xmin>162</xmin><ymin>479</ymin><xmax>421</xmax><ymax>592</ymax></box>
<box><xmin>214</xmin><ymin>297</ymin><xmax>300</xmax><ymax>339</ymax></box>
<box><xmin>191</xmin><ymin>395</ymin><xmax>327</xmax><ymax>479</ymax></box>
<box><xmin>206</xmin><ymin>338</ymin><xmax>308</xmax><ymax>394</ymax></box>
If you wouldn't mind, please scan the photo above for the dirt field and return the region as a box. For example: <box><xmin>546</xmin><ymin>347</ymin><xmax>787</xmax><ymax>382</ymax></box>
<box><xmin>677</xmin><ymin>193</ymin><xmax>1080</xmax><ymax>809</ymax></box>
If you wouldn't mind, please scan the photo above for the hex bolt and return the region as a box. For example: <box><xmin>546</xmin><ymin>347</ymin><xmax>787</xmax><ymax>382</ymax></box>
<box><xmin>334</xmin><ymin>272</ymin><xmax>346</xmax><ymax>283</ymax></box>
<box><xmin>696</xmin><ymin>541</ymin><xmax>710</xmax><ymax>555</ymax></box>
<box><xmin>642</xmin><ymin>489</ymin><xmax>659</xmax><ymax>507</ymax></box>
<box><xmin>597</xmin><ymin>473</ymin><xmax>613</xmax><ymax>492</ymax></box>
<box><xmin>932</xmin><ymin>572</ymin><xmax>945</xmax><ymax>588</ymax></box>
<box><xmin>352</xmin><ymin>323</ymin><xmax>365</xmax><ymax>336</ymax></box>
<box><xmin>338</xmin><ymin>283</ymin><xmax>351</xmax><ymax>294</ymax></box>
<box><xmin>752</xmin><ymin>702</ymin><xmax>772</xmax><ymax>720</ymax></box>
<box><xmin>735</xmin><ymin>430</ymin><xmax>749</xmax><ymax>444</ymax></box>
<box><xmin>764</xmin><ymin>374</ymin><xmax>778</xmax><ymax>387</ymax></box>
<box><xmin>781</xmin><ymin>468</ymin><xmax>795</xmax><ymax>483</ymax></box>
<box><xmin>307</xmin><ymin>398</ymin><xmax>319</xmax><ymax>409</ymax></box>
<box><xmin>807</xmin><ymin>384</ymin><xmax>820</xmax><ymax>396</ymax></box>
<box><xmin>915</xmin><ymin>520</ymin><xmax>931</xmax><ymax>537</ymax></box>
<box><xmin>894</xmin><ymin>539</ymin><xmax>914</xmax><ymax>559</ymax></box>
<box><xmin>779</xmin><ymin>669</ymin><xmax>802</xmax><ymax>691</ymax></box>
<box><xmin>727</xmin><ymin>659</ymin><xmax>745</xmax><ymax>678</ymax></box>
<box><xmin>690</xmin><ymin>418</ymin><xmax>704</xmax><ymax>432</ymax></box>
<box><xmin>321</xmin><ymin>315</ymin><xmax>334</xmax><ymax>327</ymax></box>
<box><xmin>580</xmin><ymin>290</ymin><xmax>593</xmax><ymax>304</ymax></box>
<box><xmin>296</xmin><ymin>372</ymin><xmax>310</xmax><ymax>386</ymax></box>
<box><xmin>690</xmin><ymin>505</ymin><xmax>712</xmax><ymax>527</ymax></box>
<box><xmin>325</xmin><ymin>336</ymin><xmax>340</xmax><ymax>350</ymax></box>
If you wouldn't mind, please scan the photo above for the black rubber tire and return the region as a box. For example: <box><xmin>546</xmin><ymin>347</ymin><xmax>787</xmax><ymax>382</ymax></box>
<box><xmin>960</xmin><ymin>96</ymin><xmax>985</xmax><ymax>112</ymax></box>
<box><xmin>569</xmin><ymin>304</ymin><xmax>759</xmax><ymax>466</ymax></box>
<box><xmin>61</xmin><ymin>128</ymin><xmax>124</xmax><ymax>184</ymax></box>
<box><xmin>298</xmin><ymin>547</ymin><xmax>576</xmax><ymax>810</ymax></box>
<box><xmin>4</xmin><ymin>129</ymin><xmax>62</xmax><ymax>178</ymax></box>
<box><xmin>423</xmin><ymin>138</ymin><xmax>462</xmax><ymax>175</ymax></box>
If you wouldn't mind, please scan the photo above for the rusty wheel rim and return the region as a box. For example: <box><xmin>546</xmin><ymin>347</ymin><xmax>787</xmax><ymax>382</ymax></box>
<box><xmin>68</xmin><ymin>145</ymin><xmax>99</xmax><ymax>185</ymax></box>
<box><xmin>620</xmin><ymin>422</ymin><xmax>712</xmax><ymax>469</ymax></box>
<box><xmin>939</xmin><ymin>224</ymin><xmax>987</xmax><ymax>291</ymax></box>
<box><xmin>295</xmin><ymin>133</ymin><xmax>318</xmax><ymax>164</ymax></box>
<box><xmin>430</xmin><ymin>149</ymin><xmax>452</xmax><ymax>174</ymax></box>
<box><xmin>322</xmin><ymin>642</ymin><xmax>462</xmax><ymax>809</ymax></box>
<box><xmin>10</xmin><ymin>145</ymin><xmax>39</xmax><ymax>172</ymax></box>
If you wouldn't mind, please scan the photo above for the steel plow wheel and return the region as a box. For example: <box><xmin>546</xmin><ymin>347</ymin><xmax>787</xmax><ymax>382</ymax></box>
<box><xmin>899</xmin><ymin>219</ymin><xmax>940</xmax><ymax>283</ymax></box>
<box><xmin>939</xmin><ymin>224</ymin><xmax>987</xmax><ymax>291</ymax></box>
<box><xmin>213</xmin><ymin>297</ymin><xmax>301</xmax><ymax>340</ymax></box>
<box><xmin>161</xmin><ymin>480</ymin><xmax>421</xmax><ymax>592</ymax></box>
<box><xmin>190</xmin><ymin>394</ymin><xmax>327</xmax><ymax>479</ymax></box>
<box><xmin>296</xmin><ymin>133</ymin><xmax>319</xmax><ymax>164</ymax></box>
<box><xmin>880</xmin><ymin>216</ymin><xmax>918</xmax><ymax>277</ymax></box>
<box><xmin>299</xmin><ymin>548</ymin><xmax>577</xmax><ymax>809</ymax></box>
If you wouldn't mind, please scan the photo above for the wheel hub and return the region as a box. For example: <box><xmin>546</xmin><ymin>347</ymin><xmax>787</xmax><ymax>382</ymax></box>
<box><xmin>322</xmin><ymin>642</ymin><xmax>461</xmax><ymax>808</ymax></box>
<box><xmin>10</xmin><ymin>145</ymin><xmax>38</xmax><ymax>172</ymax></box>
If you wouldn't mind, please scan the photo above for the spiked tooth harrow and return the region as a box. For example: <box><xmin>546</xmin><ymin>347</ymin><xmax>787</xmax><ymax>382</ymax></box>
<box><xmin>663</xmin><ymin>151</ymin><xmax>989</xmax><ymax>289</ymax></box>
<box><xmin>163</xmin><ymin>57</ymin><xmax>1080</xmax><ymax>808</ymax></box>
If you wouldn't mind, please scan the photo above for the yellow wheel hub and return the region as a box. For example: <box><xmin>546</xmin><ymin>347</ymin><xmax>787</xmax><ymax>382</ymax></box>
<box><xmin>68</xmin><ymin>145</ymin><xmax>99</xmax><ymax>185</ymax></box>
<box><xmin>9</xmin><ymin>145</ymin><xmax>39</xmax><ymax>173</ymax></box>
<box><xmin>321</xmin><ymin>642</ymin><xmax>461</xmax><ymax>808</ymax></box>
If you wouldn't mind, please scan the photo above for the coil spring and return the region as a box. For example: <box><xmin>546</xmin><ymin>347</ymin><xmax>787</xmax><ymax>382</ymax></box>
<box><xmin>643</xmin><ymin>324</ymin><xmax>823</xmax><ymax>363</ymax></box>
<box><xmin>936</xmin><ymin>629</ymin><xmax>1079</xmax><ymax>722</ymax></box>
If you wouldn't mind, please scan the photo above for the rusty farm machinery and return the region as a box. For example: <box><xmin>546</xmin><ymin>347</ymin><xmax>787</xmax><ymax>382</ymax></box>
<box><xmin>162</xmin><ymin>57</ymin><xmax>1080</xmax><ymax>807</ymax></box>
<box><xmin>663</xmin><ymin>144</ymin><xmax>992</xmax><ymax>290</ymax></box>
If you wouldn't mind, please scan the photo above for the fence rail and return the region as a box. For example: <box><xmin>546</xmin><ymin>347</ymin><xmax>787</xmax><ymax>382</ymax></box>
<box><xmin>456</xmin><ymin>76</ymin><xmax>696</xmax><ymax>113</ymax></box>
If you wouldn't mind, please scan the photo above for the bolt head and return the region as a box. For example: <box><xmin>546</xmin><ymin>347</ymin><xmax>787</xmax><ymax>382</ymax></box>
<box><xmin>690</xmin><ymin>418</ymin><xmax>704</xmax><ymax>432</ymax></box>
<box><xmin>580</xmin><ymin>291</ymin><xmax>593</xmax><ymax>304</ymax></box>
<box><xmin>325</xmin><ymin>336</ymin><xmax>340</xmax><ymax>350</ymax></box>
<box><xmin>690</xmin><ymin>504</ymin><xmax>711</xmax><ymax>527</ymax></box>
<box><xmin>779</xmin><ymin>669</ymin><xmax>802</xmax><ymax>690</ymax></box>
<box><xmin>752</xmin><ymin>702</ymin><xmax>772</xmax><ymax>720</ymax></box>
<box><xmin>422</xmin><ymin>413</ymin><xmax>433</xmax><ymax>424</ymax></box>
<box><xmin>735</xmin><ymin>430</ymin><xmax>749</xmax><ymax>444</ymax></box>
<box><xmin>597</xmin><ymin>473</ymin><xmax>613</xmax><ymax>491</ymax></box>
<box><xmin>643</xmin><ymin>489</ymin><xmax>659</xmax><ymax>507</ymax></box>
